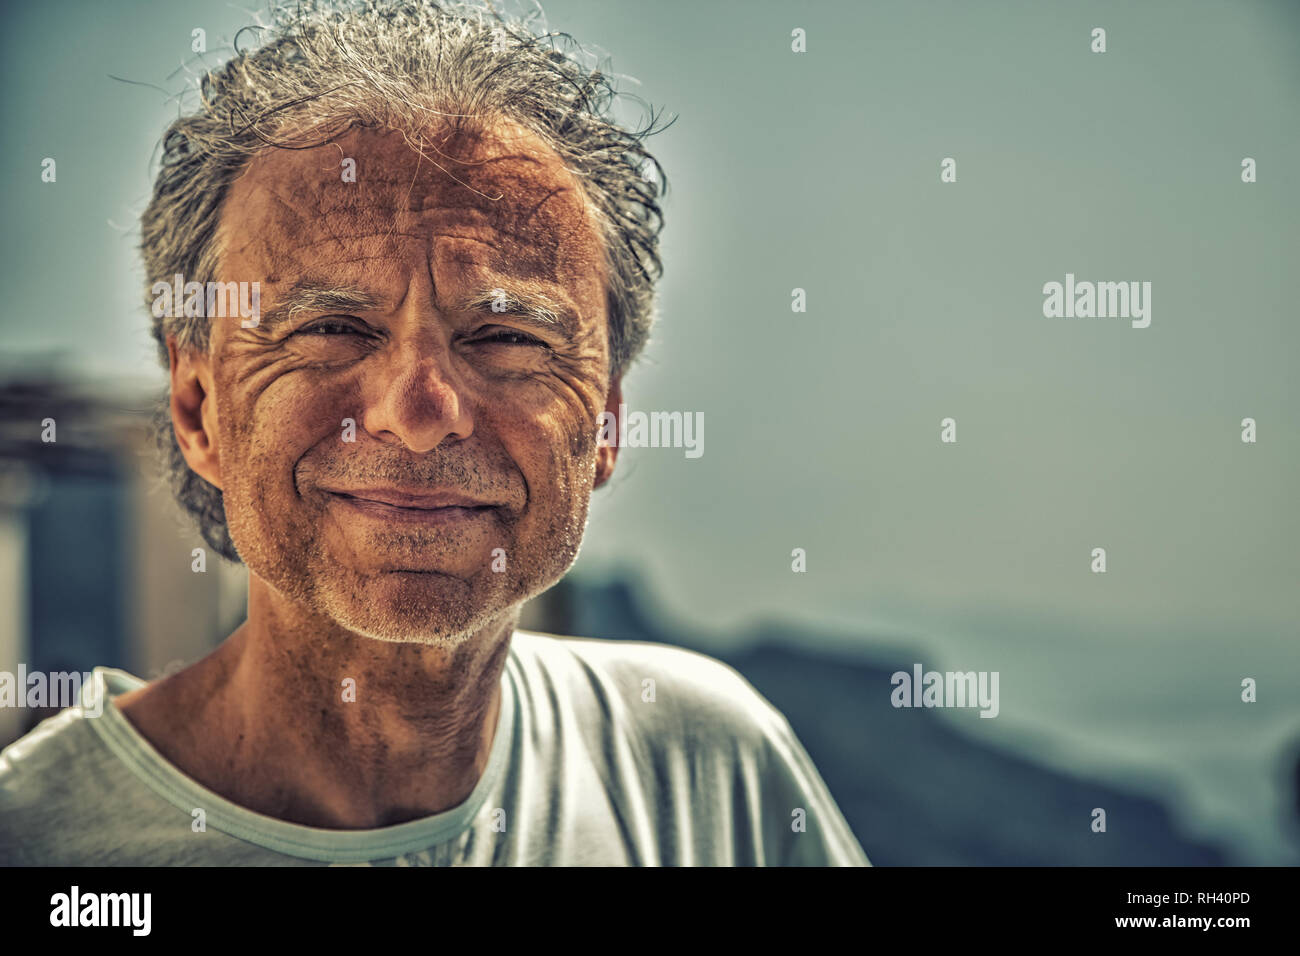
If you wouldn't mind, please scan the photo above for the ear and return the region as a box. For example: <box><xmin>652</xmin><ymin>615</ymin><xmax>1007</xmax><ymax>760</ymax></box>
<box><xmin>167</xmin><ymin>334</ymin><xmax>223</xmax><ymax>490</ymax></box>
<box><xmin>593</xmin><ymin>376</ymin><xmax>621</xmax><ymax>490</ymax></box>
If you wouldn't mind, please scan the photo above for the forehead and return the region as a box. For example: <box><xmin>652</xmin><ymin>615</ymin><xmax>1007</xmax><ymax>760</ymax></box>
<box><xmin>218</xmin><ymin>119</ymin><xmax>606</xmax><ymax>305</ymax></box>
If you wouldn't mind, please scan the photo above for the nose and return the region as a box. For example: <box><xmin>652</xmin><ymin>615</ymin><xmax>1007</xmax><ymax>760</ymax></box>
<box><xmin>362</xmin><ymin>337</ymin><xmax>474</xmax><ymax>454</ymax></box>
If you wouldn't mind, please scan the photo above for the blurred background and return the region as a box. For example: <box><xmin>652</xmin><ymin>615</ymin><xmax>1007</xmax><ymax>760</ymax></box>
<box><xmin>1</xmin><ymin>0</ymin><xmax>1297</xmax><ymax>864</ymax></box>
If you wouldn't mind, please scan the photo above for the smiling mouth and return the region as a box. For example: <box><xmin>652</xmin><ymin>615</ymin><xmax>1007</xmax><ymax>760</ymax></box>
<box><xmin>325</xmin><ymin>492</ymin><xmax>499</xmax><ymax>525</ymax></box>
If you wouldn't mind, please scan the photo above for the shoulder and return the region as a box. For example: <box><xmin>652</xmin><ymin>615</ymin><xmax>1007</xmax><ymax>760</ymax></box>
<box><xmin>0</xmin><ymin>666</ymin><xmax>127</xmax><ymax>785</ymax></box>
<box><xmin>0</xmin><ymin>669</ymin><xmax>143</xmax><ymax>863</ymax></box>
<box><xmin>509</xmin><ymin>631</ymin><xmax>871</xmax><ymax>865</ymax></box>
<box><xmin>0</xmin><ymin>706</ymin><xmax>97</xmax><ymax>784</ymax></box>
<box><xmin>509</xmin><ymin>630</ymin><xmax>791</xmax><ymax>752</ymax></box>
<box><xmin>0</xmin><ymin>707</ymin><xmax>99</xmax><ymax>860</ymax></box>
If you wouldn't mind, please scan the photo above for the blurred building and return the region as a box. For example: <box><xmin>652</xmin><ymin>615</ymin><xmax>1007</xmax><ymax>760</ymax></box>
<box><xmin>0</xmin><ymin>370</ymin><xmax>246</xmax><ymax>747</ymax></box>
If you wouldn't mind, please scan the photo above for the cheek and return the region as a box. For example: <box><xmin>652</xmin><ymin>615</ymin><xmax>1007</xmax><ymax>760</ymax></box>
<box><xmin>496</xmin><ymin>381</ymin><xmax>602</xmax><ymax>497</ymax></box>
<box><xmin>217</xmin><ymin>373</ymin><xmax>354</xmax><ymax>507</ymax></box>
<box><xmin>479</xmin><ymin>414</ymin><xmax>587</xmax><ymax>555</ymax></box>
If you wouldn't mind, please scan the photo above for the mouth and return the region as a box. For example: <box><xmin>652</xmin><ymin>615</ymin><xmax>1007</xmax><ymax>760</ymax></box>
<box><xmin>324</xmin><ymin>491</ymin><xmax>499</xmax><ymax>526</ymax></box>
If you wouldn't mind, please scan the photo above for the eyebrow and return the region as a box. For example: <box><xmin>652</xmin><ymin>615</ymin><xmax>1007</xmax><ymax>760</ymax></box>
<box><xmin>257</xmin><ymin>282</ymin><xmax>383</xmax><ymax>333</ymax></box>
<box><xmin>453</xmin><ymin>286</ymin><xmax>579</xmax><ymax>338</ymax></box>
<box><xmin>256</xmin><ymin>280</ymin><xmax>579</xmax><ymax>339</ymax></box>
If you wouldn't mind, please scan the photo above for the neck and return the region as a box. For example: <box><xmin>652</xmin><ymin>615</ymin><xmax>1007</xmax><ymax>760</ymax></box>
<box><xmin>119</xmin><ymin>574</ymin><xmax>517</xmax><ymax>830</ymax></box>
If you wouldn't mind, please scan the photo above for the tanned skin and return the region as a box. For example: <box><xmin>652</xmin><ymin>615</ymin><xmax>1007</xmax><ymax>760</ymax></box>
<box><xmin>116</xmin><ymin>119</ymin><xmax>622</xmax><ymax>829</ymax></box>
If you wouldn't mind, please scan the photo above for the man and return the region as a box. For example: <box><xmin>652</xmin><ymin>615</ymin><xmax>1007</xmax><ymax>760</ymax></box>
<box><xmin>0</xmin><ymin>0</ymin><xmax>869</xmax><ymax>866</ymax></box>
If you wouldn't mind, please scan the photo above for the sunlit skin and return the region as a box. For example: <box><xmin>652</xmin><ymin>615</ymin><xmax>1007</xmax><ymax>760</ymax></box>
<box><xmin>115</xmin><ymin>119</ymin><xmax>623</xmax><ymax>828</ymax></box>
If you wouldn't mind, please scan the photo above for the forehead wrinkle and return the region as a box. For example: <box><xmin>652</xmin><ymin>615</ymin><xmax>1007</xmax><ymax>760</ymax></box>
<box><xmin>263</xmin><ymin>232</ymin><xmax>439</xmax><ymax>258</ymax></box>
<box><xmin>514</xmin><ymin>185</ymin><xmax>577</xmax><ymax>231</ymax></box>
<box><xmin>304</xmin><ymin>151</ymin><xmax>553</xmax><ymax>216</ymax></box>
<box><xmin>239</xmin><ymin>148</ymin><xmax>588</xmax><ymax>246</ymax></box>
<box><xmin>446</xmin><ymin>150</ymin><xmax>547</xmax><ymax>170</ymax></box>
<box><xmin>222</xmin><ymin>123</ymin><xmax>607</xmax><ymax>315</ymax></box>
<box><xmin>238</xmin><ymin>175</ymin><xmax>314</xmax><ymax>229</ymax></box>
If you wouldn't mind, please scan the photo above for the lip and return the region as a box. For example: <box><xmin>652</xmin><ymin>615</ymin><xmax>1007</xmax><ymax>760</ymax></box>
<box><xmin>320</xmin><ymin>487</ymin><xmax>501</xmax><ymax>509</ymax></box>
<box><xmin>322</xmin><ymin>488</ymin><xmax>501</xmax><ymax>526</ymax></box>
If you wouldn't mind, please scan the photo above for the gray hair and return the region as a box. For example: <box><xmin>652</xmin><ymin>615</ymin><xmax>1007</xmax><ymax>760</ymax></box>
<box><xmin>141</xmin><ymin>0</ymin><xmax>669</xmax><ymax>563</ymax></box>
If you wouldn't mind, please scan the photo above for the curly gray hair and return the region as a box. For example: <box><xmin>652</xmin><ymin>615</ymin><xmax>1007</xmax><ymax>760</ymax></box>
<box><xmin>141</xmin><ymin>0</ymin><xmax>668</xmax><ymax>563</ymax></box>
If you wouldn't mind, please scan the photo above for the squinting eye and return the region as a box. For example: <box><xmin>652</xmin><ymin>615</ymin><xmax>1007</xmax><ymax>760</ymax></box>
<box><xmin>479</xmin><ymin>329</ymin><xmax>547</xmax><ymax>348</ymax></box>
<box><xmin>297</xmin><ymin>320</ymin><xmax>363</xmax><ymax>336</ymax></box>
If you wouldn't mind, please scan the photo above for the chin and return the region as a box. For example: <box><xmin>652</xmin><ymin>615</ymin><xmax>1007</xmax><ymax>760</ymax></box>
<box><xmin>320</xmin><ymin>570</ymin><xmax>515</xmax><ymax>647</ymax></box>
<box><xmin>329</xmin><ymin>606</ymin><xmax>495</xmax><ymax>648</ymax></box>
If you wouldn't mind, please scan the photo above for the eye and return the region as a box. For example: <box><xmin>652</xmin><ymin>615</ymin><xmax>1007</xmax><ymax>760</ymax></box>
<box><xmin>296</xmin><ymin>319</ymin><xmax>365</xmax><ymax>336</ymax></box>
<box><xmin>476</xmin><ymin>328</ymin><xmax>549</xmax><ymax>348</ymax></box>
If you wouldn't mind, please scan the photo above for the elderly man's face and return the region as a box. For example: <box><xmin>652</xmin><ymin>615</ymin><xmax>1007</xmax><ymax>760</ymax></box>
<box><xmin>186</xmin><ymin>120</ymin><xmax>617</xmax><ymax>644</ymax></box>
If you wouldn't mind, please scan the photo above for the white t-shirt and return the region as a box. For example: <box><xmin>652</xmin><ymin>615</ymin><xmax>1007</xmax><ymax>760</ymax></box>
<box><xmin>0</xmin><ymin>630</ymin><xmax>870</xmax><ymax>866</ymax></box>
